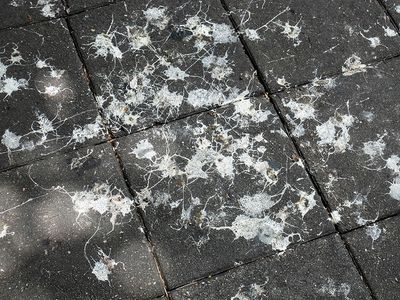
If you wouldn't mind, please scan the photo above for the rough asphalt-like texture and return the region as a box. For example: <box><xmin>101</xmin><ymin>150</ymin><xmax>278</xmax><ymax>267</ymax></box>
<box><xmin>0</xmin><ymin>0</ymin><xmax>399</xmax><ymax>299</ymax></box>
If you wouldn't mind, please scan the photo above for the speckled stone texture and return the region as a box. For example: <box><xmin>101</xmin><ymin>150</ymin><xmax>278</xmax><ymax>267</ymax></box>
<box><xmin>225</xmin><ymin>0</ymin><xmax>400</xmax><ymax>91</ymax></box>
<box><xmin>171</xmin><ymin>234</ymin><xmax>372</xmax><ymax>300</ymax></box>
<box><xmin>0</xmin><ymin>20</ymin><xmax>104</xmax><ymax>170</ymax></box>
<box><xmin>0</xmin><ymin>143</ymin><xmax>164</xmax><ymax>299</ymax></box>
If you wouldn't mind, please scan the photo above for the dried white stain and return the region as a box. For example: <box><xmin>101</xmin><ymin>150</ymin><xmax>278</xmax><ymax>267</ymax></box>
<box><xmin>91</xmin><ymin>249</ymin><xmax>124</xmax><ymax>283</ymax></box>
<box><xmin>383</xmin><ymin>26</ymin><xmax>397</xmax><ymax>37</ymax></box>
<box><xmin>342</xmin><ymin>54</ymin><xmax>368</xmax><ymax>76</ymax></box>
<box><xmin>231</xmin><ymin>281</ymin><xmax>268</xmax><ymax>300</ymax></box>
<box><xmin>318</xmin><ymin>278</ymin><xmax>351</xmax><ymax>299</ymax></box>
<box><xmin>0</xmin><ymin>224</ymin><xmax>15</xmax><ymax>239</ymax></box>
<box><xmin>365</xmin><ymin>223</ymin><xmax>382</xmax><ymax>248</ymax></box>
<box><xmin>71</xmin><ymin>183</ymin><xmax>134</xmax><ymax>230</ymax></box>
<box><xmin>0</xmin><ymin>46</ymin><xmax>29</xmax><ymax>99</ymax></box>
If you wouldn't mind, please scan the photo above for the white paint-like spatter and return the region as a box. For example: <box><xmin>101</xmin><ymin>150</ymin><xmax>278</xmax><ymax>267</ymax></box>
<box><xmin>362</xmin><ymin>137</ymin><xmax>386</xmax><ymax>161</ymax></box>
<box><xmin>276</xmin><ymin>77</ymin><xmax>290</xmax><ymax>87</ymax></box>
<box><xmin>153</xmin><ymin>85</ymin><xmax>184</xmax><ymax>109</ymax></box>
<box><xmin>143</xmin><ymin>6</ymin><xmax>170</xmax><ymax>30</ymax></box>
<box><xmin>318</xmin><ymin>278</ymin><xmax>351</xmax><ymax>298</ymax></box>
<box><xmin>131</xmin><ymin>139</ymin><xmax>156</xmax><ymax>160</ymax></box>
<box><xmin>360</xmin><ymin>34</ymin><xmax>381</xmax><ymax>48</ymax></box>
<box><xmin>91</xmin><ymin>33</ymin><xmax>122</xmax><ymax>59</ymax></box>
<box><xmin>231</xmin><ymin>282</ymin><xmax>267</xmax><ymax>300</ymax></box>
<box><xmin>127</xmin><ymin>25</ymin><xmax>151</xmax><ymax>50</ymax></box>
<box><xmin>212</xmin><ymin>23</ymin><xmax>238</xmax><ymax>44</ymax></box>
<box><xmin>284</xmin><ymin>100</ymin><xmax>316</xmax><ymax>137</ymax></box>
<box><xmin>1</xmin><ymin>77</ymin><xmax>28</xmax><ymax>98</ymax></box>
<box><xmin>71</xmin><ymin>183</ymin><xmax>133</xmax><ymax>229</ymax></box>
<box><xmin>71</xmin><ymin>116</ymin><xmax>103</xmax><ymax>144</ymax></box>
<box><xmin>386</xmin><ymin>155</ymin><xmax>400</xmax><ymax>201</ymax></box>
<box><xmin>316</xmin><ymin>113</ymin><xmax>355</xmax><ymax>153</ymax></box>
<box><xmin>365</xmin><ymin>224</ymin><xmax>382</xmax><ymax>242</ymax></box>
<box><xmin>0</xmin><ymin>224</ymin><xmax>14</xmax><ymax>238</ymax></box>
<box><xmin>342</xmin><ymin>55</ymin><xmax>367</xmax><ymax>76</ymax></box>
<box><xmin>164</xmin><ymin>66</ymin><xmax>189</xmax><ymax>81</ymax></box>
<box><xmin>91</xmin><ymin>249</ymin><xmax>121</xmax><ymax>282</ymax></box>
<box><xmin>1</xmin><ymin>129</ymin><xmax>21</xmax><ymax>150</ymax></box>
<box><xmin>274</xmin><ymin>20</ymin><xmax>302</xmax><ymax>46</ymax></box>
<box><xmin>383</xmin><ymin>26</ymin><xmax>397</xmax><ymax>37</ymax></box>
<box><xmin>296</xmin><ymin>191</ymin><xmax>316</xmax><ymax>217</ymax></box>
<box><xmin>215</xmin><ymin>154</ymin><xmax>234</xmax><ymax>178</ymax></box>
<box><xmin>330</xmin><ymin>210</ymin><xmax>341</xmax><ymax>224</ymax></box>
<box><xmin>10</xmin><ymin>0</ymin><xmax>59</xmax><ymax>18</ymax></box>
<box><xmin>244</xmin><ymin>28</ymin><xmax>261</xmax><ymax>41</ymax></box>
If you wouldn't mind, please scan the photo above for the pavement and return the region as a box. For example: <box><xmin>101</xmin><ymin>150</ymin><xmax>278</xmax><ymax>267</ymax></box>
<box><xmin>0</xmin><ymin>0</ymin><xmax>399</xmax><ymax>299</ymax></box>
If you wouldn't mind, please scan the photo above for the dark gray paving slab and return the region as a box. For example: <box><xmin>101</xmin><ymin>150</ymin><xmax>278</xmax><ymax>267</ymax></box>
<box><xmin>70</xmin><ymin>0</ymin><xmax>261</xmax><ymax>135</ymax></box>
<box><xmin>171</xmin><ymin>234</ymin><xmax>372</xmax><ymax>300</ymax></box>
<box><xmin>0</xmin><ymin>0</ymin><xmax>65</xmax><ymax>29</ymax></box>
<box><xmin>0</xmin><ymin>143</ymin><xmax>164</xmax><ymax>299</ymax></box>
<box><xmin>116</xmin><ymin>96</ymin><xmax>334</xmax><ymax>288</ymax></box>
<box><xmin>226</xmin><ymin>0</ymin><xmax>400</xmax><ymax>92</ymax></box>
<box><xmin>0</xmin><ymin>19</ymin><xmax>105</xmax><ymax>170</ymax></box>
<box><xmin>66</xmin><ymin>0</ymin><xmax>113</xmax><ymax>13</ymax></box>
<box><xmin>345</xmin><ymin>215</ymin><xmax>400</xmax><ymax>300</ymax></box>
<box><xmin>384</xmin><ymin>0</ymin><xmax>400</xmax><ymax>27</ymax></box>
<box><xmin>273</xmin><ymin>57</ymin><xmax>400</xmax><ymax>231</ymax></box>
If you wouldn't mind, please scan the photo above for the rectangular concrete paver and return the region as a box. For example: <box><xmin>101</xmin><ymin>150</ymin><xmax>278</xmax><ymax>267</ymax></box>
<box><xmin>0</xmin><ymin>143</ymin><xmax>164</xmax><ymax>299</ymax></box>
<box><xmin>171</xmin><ymin>234</ymin><xmax>372</xmax><ymax>300</ymax></box>
<box><xmin>0</xmin><ymin>0</ymin><xmax>65</xmax><ymax>29</ymax></box>
<box><xmin>345</xmin><ymin>215</ymin><xmax>400</xmax><ymax>300</ymax></box>
<box><xmin>69</xmin><ymin>0</ymin><xmax>261</xmax><ymax>135</ymax></box>
<box><xmin>273</xmin><ymin>57</ymin><xmax>400</xmax><ymax>231</ymax></box>
<box><xmin>225</xmin><ymin>0</ymin><xmax>400</xmax><ymax>91</ymax></box>
<box><xmin>0</xmin><ymin>20</ymin><xmax>105</xmax><ymax>170</ymax></box>
<box><xmin>116</xmin><ymin>96</ymin><xmax>334</xmax><ymax>288</ymax></box>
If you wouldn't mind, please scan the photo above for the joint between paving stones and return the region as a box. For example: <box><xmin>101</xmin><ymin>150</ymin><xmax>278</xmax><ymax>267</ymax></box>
<box><xmin>376</xmin><ymin>0</ymin><xmax>400</xmax><ymax>33</ymax></box>
<box><xmin>111</xmin><ymin>141</ymin><xmax>172</xmax><ymax>299</ymax></box>
<box><xmin>63</xmin><ymin>6</ymin><xmax>172</xmax><ymax>298</ymax></box>
<box><xmin>219</xmin><ymin>1</ymin><xmax>382</xmax><ymax>298</ymax></box>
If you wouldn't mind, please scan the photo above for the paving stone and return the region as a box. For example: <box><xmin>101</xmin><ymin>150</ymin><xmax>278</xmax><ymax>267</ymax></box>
<box><xmin>69</xmin><ymin>0</ymin><xmax>261</xmax><ymax>136</ymax></box>
<box><xmin>384</xmin><ymin>0</ymin><xmax>400</xmax><ymax>27</ymax></box>
<box><xmin>273</xmin><ymin>57</ymin><xmax>400</xmax><ymax>231</ymax></box>
<box><xmin>116</xmin><ymin>96</ymin><xmax>334</xmax><ymax>288</ymax></box>
<box><xmin>0</xmin><ymin>0</ymin><xmax>65</xmax><ymax>29</ymax></box>
<box><xmin>0</xmin><ymin>20</ymin><xmax>105</xmax><ymax>170</ymax></box>
<box><xmin>0</xmin><ymin>143</ymin><xmax>164</xmax><ymax>299</ymax></box>
<box><xmin>225</xmin><ymin>0</ymin><xmax>400</xmax><ymax>92</ymax></box>
<box><xmin>171</xmin><ymin>234</ymin><xmax>372</xmax><ymax>299</ymax></box>
<box><xmin>66</xmin><ymin>0</ymin><xmax>113</xmax><ymax>14</ymax></box>
<box><xmin>345</xmin><ymin>215</ymin><xmax>400</xmax><ymax>300</ymax></box>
